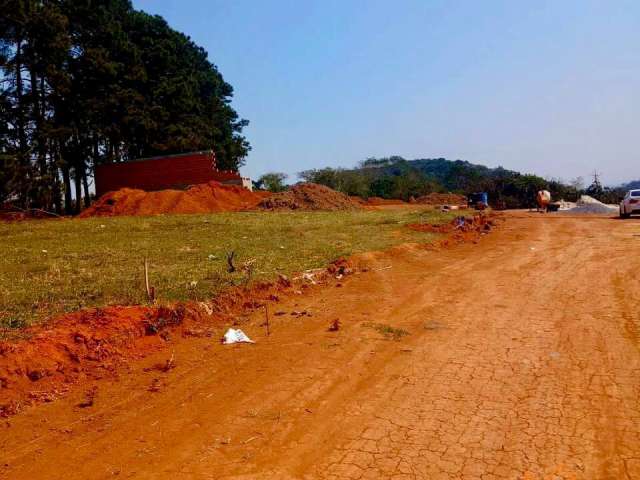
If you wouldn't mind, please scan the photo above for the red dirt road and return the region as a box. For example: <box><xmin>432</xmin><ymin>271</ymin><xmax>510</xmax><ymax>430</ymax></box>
<box><xmin>2</xmin><ymin>213</ymin><xmax>640</xmax><ymax>479</ymax></box>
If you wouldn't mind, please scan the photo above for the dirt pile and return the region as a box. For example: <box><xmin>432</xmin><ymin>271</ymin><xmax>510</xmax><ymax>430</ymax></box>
<box><xmin>80</xmin><ymin>181</ymin><xmax>270</xmax><ymax>218</ymax></box>
<box><xmin>409</xmin><ymin>213</ymin><xmax>498</xmax><ymax>247</ymax></box>
<box><xmin>258</xmin><ymin>183</ymin><xmax>362</xmax><ymax>211</ymax></box>
<box><xmin>415</xmin><ymin>192</ymin><xmax>467</xmax><ymax>205</ymax></box>
<box><xmin>0</xmin><ymin>305</ymin><xmax>192</xmax><ymax>416</ymax></box>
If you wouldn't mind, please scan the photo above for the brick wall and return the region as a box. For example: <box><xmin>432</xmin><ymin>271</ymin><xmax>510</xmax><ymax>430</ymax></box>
<box><xmin>95</xmin><ymin>152</ymin><xmax>241</xmax><ymax>197</ymax></box>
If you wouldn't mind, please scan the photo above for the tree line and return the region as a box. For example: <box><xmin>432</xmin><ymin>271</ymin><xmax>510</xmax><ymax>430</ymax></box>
<box><xmin>297</xmin><ymin>157</ymin><xmax>627</xmax><ymax>208</ymax></box>
<box><xmin>1</xmin><ymin>0</ymin><xmax>249</xmax><ymax>214</ymax></box>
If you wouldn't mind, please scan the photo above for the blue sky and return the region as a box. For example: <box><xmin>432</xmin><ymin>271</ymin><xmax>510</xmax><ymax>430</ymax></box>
<box><xmin>134</xmin><ymin>0</ymin><xmax>639</xmax><ymax>185</ymax></box>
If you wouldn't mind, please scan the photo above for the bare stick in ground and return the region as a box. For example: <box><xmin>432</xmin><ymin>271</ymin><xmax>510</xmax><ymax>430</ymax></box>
<box><xmin>264</xmin><ymin>304</ymin><xmax>270</xmax><ymax>336</ymax></box>
<box><xmin>226</xmin><ymin>251</ymin><xmax>236</xmax><ymax>273</ymax></box>
<box><xmin>144</xmin><ymin>258</ymin><xmax>155</xmax><ymax>303</ymax></box>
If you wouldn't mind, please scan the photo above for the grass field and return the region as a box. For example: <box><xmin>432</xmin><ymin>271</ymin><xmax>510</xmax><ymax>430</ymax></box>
<box><xmin>0</xmin><ymin>207</ymin><xmax>455</xmax><ymax>329</ymax></box>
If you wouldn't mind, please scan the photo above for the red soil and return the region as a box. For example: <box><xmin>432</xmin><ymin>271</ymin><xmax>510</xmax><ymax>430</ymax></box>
<box><xmin>409</xmin><ymin>213</ymin><xmax>498</xmax><ymax>247</ymax></box>
<box><xmin>0</xmin><ymin>305</ymin><xmax>163</xmax><ymax>415</ymax></box>
<box><xmin>258</xmin><ymin>183</ymin><xmax>362</xmax><ymax>211</ymax></box>
<box><xmin>350</xmin><ymin>196</ymin><xmax>407</xmax><ymax>206</ymax></box>
<box><xmin>80</xmin><ymin>181</ymin><xmax>270</xmax><ymax>218</ymax></box>
<box><xmin>0</xmin><ymin>262</ymin><xmax>348</xmax><ymax>417</ymax></box>
<box><xmin>364</xmin><ymin>197</ymin><xmax>405</xmax><ymax>205</ymax></box>
<box><xmin>415</xmin><ymin>192</ymin><xmax>467</xmax><ymax>205</ymax></box>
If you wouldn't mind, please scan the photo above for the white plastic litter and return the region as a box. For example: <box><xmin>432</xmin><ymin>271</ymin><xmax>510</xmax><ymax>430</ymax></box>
<box><xmin>302</xmin><ymin>272</ymin><xmax>318</xmax><ymax>284</ymax></box>
<box><xmin>222</xmin><ymin>328</ymin><xmax>254</xmax><ymax>344</ymax></box>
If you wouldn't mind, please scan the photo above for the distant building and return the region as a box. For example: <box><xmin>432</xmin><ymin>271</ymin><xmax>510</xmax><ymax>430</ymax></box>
<box><xmin>241</xmin><ymin>177</ymin><xmax>253</xmax><ymax>191</ymax></box>
<box><xmin>94</xmin><ymin>151</ymin><xmax>248</xmax><ymax>197</ymax></box>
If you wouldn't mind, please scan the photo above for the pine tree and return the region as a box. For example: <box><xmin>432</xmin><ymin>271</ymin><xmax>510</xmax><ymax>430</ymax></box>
<box><xmin>0</xmin><ymin>0</ymin><xmax>250</xmax><ymax>212</ymax></box>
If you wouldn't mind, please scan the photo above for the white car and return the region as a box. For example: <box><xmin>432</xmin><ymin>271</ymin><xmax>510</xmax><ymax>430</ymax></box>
<box><xmin>620</xmin><ymin>189</ymin><xmax>640</xmax><ymax>218</ymax></box>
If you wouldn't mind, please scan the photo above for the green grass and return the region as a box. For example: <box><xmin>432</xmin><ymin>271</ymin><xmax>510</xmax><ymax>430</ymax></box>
<box><xmin>0</xmin><ymin>208</ymin><xmax>455</xmax><ymax>329</ymax></box>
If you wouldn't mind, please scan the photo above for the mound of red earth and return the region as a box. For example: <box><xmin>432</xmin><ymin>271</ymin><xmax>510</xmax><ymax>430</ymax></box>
<box><xmin>0</xmin><ymin>305</ymin><xmax>173</xmax><ymax>416</ymax></box>
<box><xmin>80</xmin><ymin>181</ymin><xmax>270</xmax><ymax>218</ymax></box>
<box><xmin>409</xmin><ymin>213</ymin><xmax>498</xmax><ymax>247</ymax></box>
<box><xmin>258</xmin><ymin>183</ymin><xmax>362</xmax><ymax>211</ymax></box>
<box><xmin>415</xmin><ymin>192</ymin><xmax>467</xmax><ymax>205</ymax></box>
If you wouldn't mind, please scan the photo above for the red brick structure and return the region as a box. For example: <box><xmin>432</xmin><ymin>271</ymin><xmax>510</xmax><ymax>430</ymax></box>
<box><xmin>94</xmin><ymin>151</ymin><xmax>242</xmax><ymax>197</ymax></box>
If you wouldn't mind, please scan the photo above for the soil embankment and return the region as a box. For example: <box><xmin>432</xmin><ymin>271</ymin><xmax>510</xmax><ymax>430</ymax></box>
<box><xmin>0</xmin><ymin>263</ymin><xmax>350</xmax><ymax>416</ymax></box>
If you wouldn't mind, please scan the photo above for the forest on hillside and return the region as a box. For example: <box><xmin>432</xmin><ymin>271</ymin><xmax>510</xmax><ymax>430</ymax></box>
<box><xmin>1</xmin><ymin>0</ymin><xmax>249</xmax><ymax>213</ymax></box>
<box><xmin>300</xmin><ymin>157</ymin><xmax>628</xmax><ymax>208</ymax></box>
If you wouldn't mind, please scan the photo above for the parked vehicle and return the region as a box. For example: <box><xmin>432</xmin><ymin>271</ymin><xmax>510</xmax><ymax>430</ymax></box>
<box><xmin>536</xmin><ymin>190</ymin><xmax>551</xmax><ymax>212</ymax></box>
<box><xmin>620</xmin><ymin>190</ymin><xmax>640</xmax><ymax>218</ymax></box>
<box><xmin>468</xmin><ymin>192</ymin><xmax>488</xmax><ymax>210</ymax></box>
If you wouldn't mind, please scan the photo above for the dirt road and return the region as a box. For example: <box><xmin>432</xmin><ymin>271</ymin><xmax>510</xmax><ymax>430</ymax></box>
<box><xmin>2</xmin><ymin>213</ymin><xmax>640</xmax><ymax>479</ymax></box>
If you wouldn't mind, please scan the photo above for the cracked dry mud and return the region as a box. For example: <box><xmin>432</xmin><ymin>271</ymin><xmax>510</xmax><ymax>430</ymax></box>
<box><xmin>1</xmin><ymin>213</ymin><xmax>640</xmax><ymax>479</ymax></box>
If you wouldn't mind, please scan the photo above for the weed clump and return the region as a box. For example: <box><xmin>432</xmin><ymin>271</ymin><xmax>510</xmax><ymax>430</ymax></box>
<box><xmin>364</xmin><ymin>322</ymin><xmax>409</xmax><ymax>340</ymax></box>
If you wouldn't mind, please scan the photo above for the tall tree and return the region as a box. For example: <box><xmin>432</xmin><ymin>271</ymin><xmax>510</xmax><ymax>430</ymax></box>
<box><xmin>255</xmin><ymin>172</ymin><xmax>288</xmax><ymax>192</ymax></box>
<box><xmin>0</xmin><ymin>0</ymin><xmax>250</xmax><ymax>212</ymax></box>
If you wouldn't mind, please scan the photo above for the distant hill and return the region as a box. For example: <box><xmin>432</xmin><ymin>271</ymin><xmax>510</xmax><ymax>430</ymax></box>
<box><xmin>302</xmin><ymin>155</ymin><xmax>632</xmax><ymax>207</ymax></box>
<box><xmin>301</xmin><ymin>156</ymin><xmax>576</xmax><ymax>208</ymax></box>
<box><xmin>363</xmin><ymin>157</ymin><xmax>519</xmax><ymax>192</ymax></box>
<box><xmin>621</xmin><ymin>180</ymin><xmax>640</xmax><ymax>190</ymax></box>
